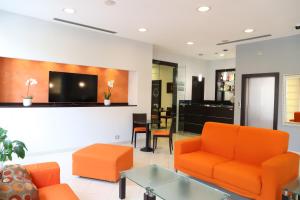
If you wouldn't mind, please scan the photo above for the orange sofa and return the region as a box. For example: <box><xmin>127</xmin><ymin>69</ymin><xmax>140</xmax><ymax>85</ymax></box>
<box><xmin>25</xmin><ymin>162</ymin><xmax>79</xmax><ymax>200</ymax></box>
<box><xmin>174</xmin><ymin>122</ymin><xmax>299</xmax><ymax>200</ymax></box>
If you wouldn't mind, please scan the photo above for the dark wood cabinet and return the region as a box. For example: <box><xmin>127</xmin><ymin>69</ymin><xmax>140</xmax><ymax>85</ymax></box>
<box><xmin>179</xmin><ymin>100</ymin><xmax>234</xmax><ymax>134</ymax></box>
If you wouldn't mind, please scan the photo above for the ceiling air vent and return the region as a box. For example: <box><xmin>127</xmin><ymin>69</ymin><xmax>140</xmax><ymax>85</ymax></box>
<box><xmin>53</xmin><ymin>18</ymin><xmax>117</xmax><ymax>34</ymax></box>
<box><xmin>217</xmin><ymin>34</ymin><xmax>272</xmax><ymax>45</ymax></box>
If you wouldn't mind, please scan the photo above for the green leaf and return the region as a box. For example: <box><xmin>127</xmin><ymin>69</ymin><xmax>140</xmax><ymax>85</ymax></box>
<box><xmin>13</xmin><ymin>145</ymin><xmax>26</xmax><ymax>159</ymax></box>
<box><xmin>0</xmin><ymin>128</ymin><xmax>27</xmax><ymax>161</ymax></box>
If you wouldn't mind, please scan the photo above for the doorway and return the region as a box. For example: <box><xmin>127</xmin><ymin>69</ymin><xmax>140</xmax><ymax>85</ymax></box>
<box><xmin>192</xmin><ymin>76</ymin><xmax>205</xmax><ymax>103</ymax></box>
<box><xmin>241</xmin><ymin>73</ymin><xmax>279</xmax><ymax>130</ymax></box>
<box><xmin>152</xmin><ymin>60</ymin><xmax>178</xmax><ymax>129</ymax></box>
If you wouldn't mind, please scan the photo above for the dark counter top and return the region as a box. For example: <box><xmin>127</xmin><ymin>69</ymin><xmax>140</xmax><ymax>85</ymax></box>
<box><xmin>0</xmin><ymin>103</ymin><xmax>137</xmax><ymax>108</ymax></box>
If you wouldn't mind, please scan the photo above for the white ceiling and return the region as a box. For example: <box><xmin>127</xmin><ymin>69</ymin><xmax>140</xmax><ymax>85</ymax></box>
<box><xmin>1</xmin><ymin>0</ymin><xmax>300</xmax><ymax>60</ymax></box>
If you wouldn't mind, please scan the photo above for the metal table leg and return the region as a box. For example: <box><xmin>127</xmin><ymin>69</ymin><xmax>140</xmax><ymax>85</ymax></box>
<box><xmin>119</xmin><ymin>176</ymin><xmax>126</xmax><ymax>199</ymax></box>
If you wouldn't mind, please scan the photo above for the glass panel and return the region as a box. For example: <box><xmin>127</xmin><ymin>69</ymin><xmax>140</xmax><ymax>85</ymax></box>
<box><xmin>123</xmin><ymin>165</ymin><xmax>179</xmax><ymax>188</ymax></box>
<box><xmin>245</xmin><ymin>77</ymin><xmax>275</xmax><ymax>129</ymax></box>
<box><xmin>154</xmin><ymin>176</ymin><xmax>229</xmax><ymax>200</ymax></box>
<box><xmin>284</xmin><ymin>178</ymin><xmax>300</xmax><ymax>195</ymax></box>
<box><xmin>284</xmin><ymin>75</ymin><xmax>300</xmax><ymax>125</ymax></box>
<box><xmin>122</xmin><ymin>165</ymin><xmax>231</xmax><ymax>200</ymax></box>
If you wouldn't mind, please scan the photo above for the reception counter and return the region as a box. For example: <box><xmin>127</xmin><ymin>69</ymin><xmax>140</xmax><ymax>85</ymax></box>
<box><xmin>179</xmin><ymin>100</ymin><xmax>234</xmax><ymax>134</ymax></box>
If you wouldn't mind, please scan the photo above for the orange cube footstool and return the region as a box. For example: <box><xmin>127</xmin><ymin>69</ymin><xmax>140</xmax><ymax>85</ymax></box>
<box><xmin>72</xmin><ymin>144</ymin><xmax>133</xmax><ymax>182</ymax></box>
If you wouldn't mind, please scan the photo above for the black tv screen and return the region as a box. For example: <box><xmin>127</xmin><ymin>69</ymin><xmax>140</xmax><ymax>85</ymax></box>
<box><xmin>49</xmin><ymin>71</ymin><xmax>98</xmax><ymax>103</ymax></box>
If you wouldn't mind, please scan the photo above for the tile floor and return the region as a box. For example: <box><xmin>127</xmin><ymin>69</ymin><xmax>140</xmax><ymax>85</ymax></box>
<box><xmin>18</xmin><ymin>133</ymin><xmax>193</xmax><ymax>200</ymax></box>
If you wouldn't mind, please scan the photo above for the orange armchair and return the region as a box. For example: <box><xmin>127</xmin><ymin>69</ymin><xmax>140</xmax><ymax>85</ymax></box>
<box><xmin>25</xmin><ymin>162</ymin><xmax>79</xmax><ymax>200</ymax></box>
<box><xmin>290</xmin><ymin>112</ymin><xmax>300</xmax><ymax>122</ymax></box>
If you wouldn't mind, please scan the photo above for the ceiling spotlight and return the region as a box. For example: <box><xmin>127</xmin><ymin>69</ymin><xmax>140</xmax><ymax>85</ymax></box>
<box><xmin>198</xmin><ymin>6</ymin><xmax>211</xmax><ymax>12</ymax></box>
<box><xmin>63</xmin><ymin>8</ymin><xmax>76</xmax><ymax>14</ymax></box>
<box><xmin>187</xmin><ymin>41</ymin><xmax>194</xmax><ymax>45</ymax></box>
<box><xmin>105</xmin><ymin>0</ymin><xmax>116</xmax><ymax>6</ymax></box>
<box><xmin>138</xmin><ymin>28</ymin><xmax>147</xmax><ymax>32</ymax></box>
<box><xmin>244</xmin><ymin>28</ymin><xmax>254</xmax><ymax>33</ymax></box>
<box><xmin>220</xmin><ymin>53</ymin><xmax>225</xmax><ymax>57</ymax></box>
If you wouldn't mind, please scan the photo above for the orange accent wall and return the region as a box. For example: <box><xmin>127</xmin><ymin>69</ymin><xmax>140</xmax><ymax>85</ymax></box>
<box><xmin>0</xmin><ymin>57</ymin><xmax>128</xmax><ymax>103</ymax></box>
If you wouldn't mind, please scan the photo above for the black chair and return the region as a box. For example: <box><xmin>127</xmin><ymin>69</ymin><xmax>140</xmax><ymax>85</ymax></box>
<box><xmin>152</xmin><ymin>117</ymin><xmax>176</xmax><ymax>154</ymax></box>
<box><xmin>132</xmin><ymin>113</ymin><xmax>147</xmax><ymax>148</ymax></box>
<box><xmin>160</xmin><ymin>107</ymin><xmax>172</xmax><ymax>128</ymax></box>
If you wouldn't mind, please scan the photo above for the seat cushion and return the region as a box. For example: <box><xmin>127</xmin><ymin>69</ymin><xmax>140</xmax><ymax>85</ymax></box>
<box><xmin>235</xmin><ymin>126</ymin><xmax>289</xmax><ymax>165</ymax></box>
<box><xmin>177</xmin><ymin>151</ymin><xmax>229</xmax><ymax>178</ymax></box>
<box><xmin>201</xmin><ymin>122</ymin><xmax>240</xmax><ymax>159</ymax></box>
<box><xmin>39</xmin><ymin>184</ymin><xmax>79</xmax><ymax>200</ymax></box>
<box><xmin>152</xmin><ymin>129</ymin><xmax>169</xmax><ymax>136</ymax></box>
<box><xmin>214</xmin><ymin>161</ymin><xmax>262</xmax><ymax>195</ymax></box>
<box><xmin>134</xmin><ymin>127</ymin><xmax>146</xmax><ymax>133</ymax></box>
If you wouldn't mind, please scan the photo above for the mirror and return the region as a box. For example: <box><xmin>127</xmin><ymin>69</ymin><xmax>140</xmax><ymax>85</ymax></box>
<box><xmin>284</xmin><ymin>74</ymin><xmax>300</xmax><ymax>125</ymax></box>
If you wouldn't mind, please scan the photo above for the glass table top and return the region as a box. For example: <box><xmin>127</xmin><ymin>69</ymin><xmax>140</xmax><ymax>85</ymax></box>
<box><xmin>122</xmin><ymin>165</ymin><xmax>231</xmax><ymax>200</ymax></box>
<box><xmin>284</xmin><ymin>178</ymin><xmax>300</xmax><ymax>195</ymax></box>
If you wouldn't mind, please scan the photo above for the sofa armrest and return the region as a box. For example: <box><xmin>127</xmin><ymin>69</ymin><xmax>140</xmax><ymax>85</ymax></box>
<box><xmin>175</xmin><ymin>137</ymin><xmax>201</xmax><ymax>156</ymax></box>
<box><xmin>261</xmin><ymin>152</ymin><xmax>299</xmax><ymax>200</ymax></box>
<box><xmin>25</xmin><ymin>162</ymin><xmax>61</xmax><ymax>188</ymax></box>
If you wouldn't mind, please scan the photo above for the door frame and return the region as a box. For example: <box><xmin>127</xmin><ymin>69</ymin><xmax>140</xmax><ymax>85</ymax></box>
<box><xmin>240</xmin><ymin>72</ymin><xmax>279</xmax><ymax>130</ymax></box>
<box><xmin>152</xmin><ymin>59</ymin><xmax>178</xmax><ymax>117</ymax></box>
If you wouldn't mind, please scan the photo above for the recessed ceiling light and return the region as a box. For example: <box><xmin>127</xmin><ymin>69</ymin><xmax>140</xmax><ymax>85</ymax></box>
<box><xmin>186</xmin><ymin>41</ymin><xmax>194</xmax><ymax>45</ymax></box>
<box><xmin>220</xmin><ymin>53</ymin><xmax>225</xmax><ymax>57</ymax></box>
<box><xmin>105</xmin><ymin>0</ymin><xmax>116</xmax><ymax>6</ymax></box>
<box><xmin>138</xmin><ymin>28</ymin><xmax>147</xmax><ymax>32</ymax></box>
<box><xmin>198</xmin><ymin>6</ymin><xmax>211</xmax><ymax>12</ymax></box>
<box><xmin>63</xmin><ymin>8</ymin><xmax>75</xmax><ymax>14</ymax></box>
<box><xmin>244</xmin><ymin>28</ymin><xmax>254</xmax><ymax>33</ymax></box>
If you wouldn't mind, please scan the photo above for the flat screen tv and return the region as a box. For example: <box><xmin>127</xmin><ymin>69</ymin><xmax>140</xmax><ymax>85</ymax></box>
<box><xmin>49</xmin><ymin>71</ymin><xmax>98</xmax><ymax>103</ymax></box>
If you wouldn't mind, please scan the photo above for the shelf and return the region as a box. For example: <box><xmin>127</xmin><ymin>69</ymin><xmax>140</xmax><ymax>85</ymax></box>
<box><xmin>0</xmin><ymin>103</ymin><xmax>136</xmax><ymax>108</ymax></box>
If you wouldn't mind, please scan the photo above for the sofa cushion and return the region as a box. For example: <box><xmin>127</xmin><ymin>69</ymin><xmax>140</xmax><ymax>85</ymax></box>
<box><xmin>201</xmin><ymin>122</ymin><xmax>240</xmax><ymax>159</ymax></box>
<box><xmin>39</xmin><ymin>184</ymin><xmax>79</xmax><ymax>200</ymax></box>
<box><xmin>235</xmin><ymin>126</ymin><xmax>289</xmax><ymax>165</ymax></box>
<box><xmin>177</xmin><ymin>151</ymin><xmax>229</xmax><ymax>178</ymax></box>
<box><xmin>214</xmin><ymin>161</ymin><xmax>262</xmax><ymax>195</ymax></box>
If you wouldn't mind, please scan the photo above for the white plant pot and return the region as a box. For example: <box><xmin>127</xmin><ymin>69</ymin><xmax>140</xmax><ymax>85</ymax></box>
<box><xmin>104</xmin><ymin>99</ymin><xmax>111</xmax><ymax>106</ymax></box>
<box><xmin>23</xmin><ymin>98</ymin><xmax>32</xmax><ymax>107</ymax></box>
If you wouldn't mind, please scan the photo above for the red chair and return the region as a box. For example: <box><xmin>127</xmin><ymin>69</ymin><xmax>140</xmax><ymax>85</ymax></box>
<box><xmin>290</xmin><ymin>112</ymin><xmax>300</xmax><ymax>122</ymax></box>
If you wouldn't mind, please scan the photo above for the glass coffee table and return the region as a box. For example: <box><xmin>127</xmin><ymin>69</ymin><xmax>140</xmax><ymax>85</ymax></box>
<box><xmin>119</xmin><ymin>165</ymin><xmax>233</xmax><ymax>200</ymax></box>
<box><xmin>282</xmin><ymin>178</ymin><xmax>300</xmax><ymax>200</ymax></box>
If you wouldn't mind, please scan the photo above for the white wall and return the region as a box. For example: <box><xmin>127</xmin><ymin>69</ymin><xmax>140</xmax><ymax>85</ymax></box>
<box><xmin>0</xmin><ymin>11</ymin><xmax>153</xmax><ymax>154</ymax></box>
<box><xmin>205</xmin><ymin>59</ymin><xmax>236</xmax><ymax>100</ymax></box>
<box><xmin>235</xmin><ymin>34</ymin><xmax>300</xmax><ymax>152</ymax></box>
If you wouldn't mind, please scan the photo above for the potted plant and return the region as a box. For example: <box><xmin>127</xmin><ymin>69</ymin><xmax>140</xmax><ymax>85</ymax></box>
<box><xmin>0</xmin><ymin>127</ymin><xmax>27</xmax><ymax>171</ymax></box>
<box><xmin>23</xmin><ymin>78</ymin><xmax>38</xmax><ymax>107</ymax></box>
<box><xmin>104</xmin><ymin>80</ymin><xmax>114</xmax><ymax>106</ymax></box>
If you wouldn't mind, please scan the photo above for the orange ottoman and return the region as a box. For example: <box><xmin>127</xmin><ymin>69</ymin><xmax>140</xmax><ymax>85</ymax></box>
<box><xmin>72</xmin><ymin>144</ymin><xmax>133</xmax><ymax>182</ymax></box>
